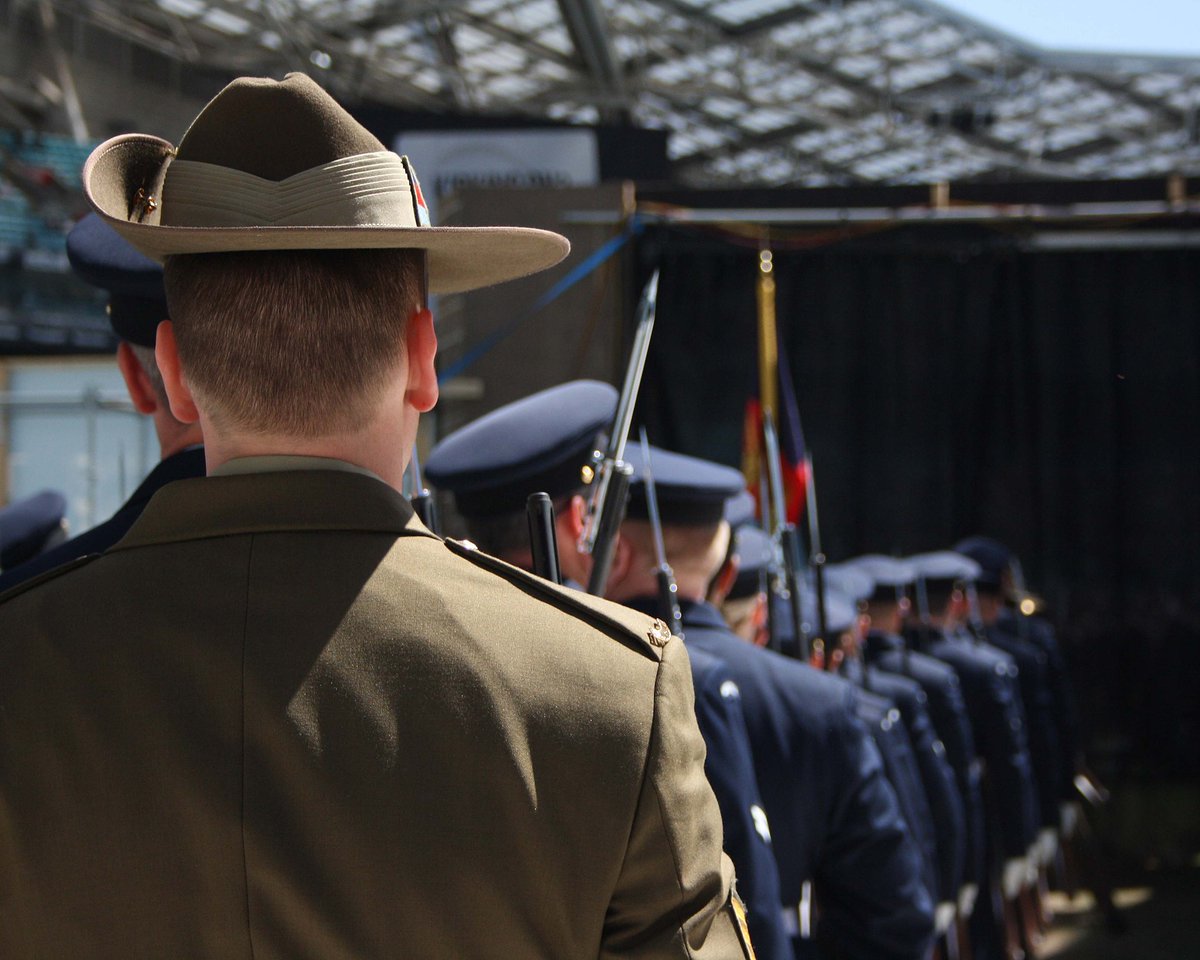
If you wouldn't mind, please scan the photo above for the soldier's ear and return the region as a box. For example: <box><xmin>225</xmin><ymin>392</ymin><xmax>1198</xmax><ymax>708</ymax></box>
<box><xmin>565</xmin><ymin>495</ymin><xmax>588</xmax><ymax>538</ymax></box>
<box><xmin>116</xmin><ymin>341</ymin><xmax>158</xmax><ymax>415</ymax></box>
<box><xmin>751</xmin><ymin>594</ymin><xmax>770</xmax><ymax>646</ymax></box>
<box><xmin>154</xmin><ymin>321</ymin><xmax>200</xmax><ymax>424</ymax></box>
<box><xmin>607</xmin><ymin>533</ymin><xmax>634</xmax><ymax>594</ymax></box>
<box><xmin>709</xmin><ymin>555</ymin><xmax>738</xmax><ymax>604</ymax></box>
<box><xmin>405</xmin><ymin>307</ymin><xmax>438</xmax><ymax>413</ymax></box>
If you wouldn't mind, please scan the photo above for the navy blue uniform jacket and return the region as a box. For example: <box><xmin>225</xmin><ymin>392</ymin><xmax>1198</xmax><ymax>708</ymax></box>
<box><xmin>996</xmin><ymin>611</ymin><xmax>1078</xmax><ymax>802</ymax></box>
<box><xmin>982</xmin><ymin>625</ymin><xmax>1059</xmax><ymax>829</ymax></box>
<box><xmin>687</xmin><ymin>643</ymin><xmax>792</xmax><ymax>960</ymax></box>
<box><xmin>852</xmin><ymin>685</ymin><xmax>939</xmax><ymax>915</ymax></box>
<box><xmin>847</xmin><ymin>658</ymin><xmax>967</xmax><ymax>907</ymax></box>
<box><xmin>660</xmin><ymin>599</ymin><xmax>935</xmax><ymax>960</ymax></box>
<box><xmin>865</xmin><ymin>631</ymin><xmax>985</xmax><ymax>894</ymax></box>
<box><xmin>0</xmin><ymin>447</ymin><xmax>207</xmax><ymax>595</ymax></box>
<box><xmin>922</xmin><ymin>629</ymin><xmax>1039</xmax><ymax>860</ymax></box>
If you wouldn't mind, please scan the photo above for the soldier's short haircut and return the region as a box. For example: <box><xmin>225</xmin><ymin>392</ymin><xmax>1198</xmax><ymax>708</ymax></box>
<box><xmin>864</xmin><ymin>597</ymin><xmax>897</xmax><ymax>621</ymax></box>
<box><xmin>623</xmin><ymin>519</ymin><xmax>730</xmax><ymax>583</ymax></box>
<box><xmin>924</xmin><ymin>581</ymin><xmax>958</xmax><ymax>615</ymax></box>
<box><xmin>164</xmin><ymin>248</ymin><xmax>425</xmax><ymax>437</ymax></box>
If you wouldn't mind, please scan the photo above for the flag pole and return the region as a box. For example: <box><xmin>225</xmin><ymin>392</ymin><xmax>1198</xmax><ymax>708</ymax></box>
<box><xmin>756</xmin><ymin>246</ymin><xmax>779</xmax><ymax>426</ymax></box>
<box><xmin>757</xmin><ymin>244</ymin><xmax>810</xmax><ymax>660</ymax></box>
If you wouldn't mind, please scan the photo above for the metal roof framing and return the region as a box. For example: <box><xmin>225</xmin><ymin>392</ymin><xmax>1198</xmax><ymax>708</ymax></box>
<box><xmin>5</xmin><ymin>0</ymin><xmax>1200</xmax><ymax>186</ymax></box>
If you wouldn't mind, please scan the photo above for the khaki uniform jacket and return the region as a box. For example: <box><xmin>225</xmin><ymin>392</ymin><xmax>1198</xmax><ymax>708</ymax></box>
<box><xmin>0</xmin><ymin>470</ymin><xmax>751</xmax><ymax>960</ymax></box>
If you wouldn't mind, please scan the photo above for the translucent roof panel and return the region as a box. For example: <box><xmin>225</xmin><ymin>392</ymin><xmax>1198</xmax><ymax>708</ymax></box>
<box><xmin>156</xmin><ymin>0</ymin><xmax>205</xmax><ymax>19</ymax></box>
<box><xmin>29</xmin><ymin>0</ymin><xmax>1200</xmax><ymax>186</ymax></box>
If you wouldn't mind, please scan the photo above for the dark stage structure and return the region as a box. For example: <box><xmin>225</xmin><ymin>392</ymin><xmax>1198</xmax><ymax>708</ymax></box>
<box><xmin>629</xmin><ymin>181</ymin><xmax>1200</xmax><ymax>790</ymax></box>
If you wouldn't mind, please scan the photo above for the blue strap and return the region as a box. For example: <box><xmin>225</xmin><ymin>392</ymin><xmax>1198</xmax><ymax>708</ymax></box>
<box><xmin>437</xmin><ymin>219</ymin><xmax>641</xmax><ymax>384</ymax></box>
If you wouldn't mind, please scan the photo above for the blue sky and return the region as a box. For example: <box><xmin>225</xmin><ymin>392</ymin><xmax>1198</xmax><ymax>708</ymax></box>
<box><xmin>941</xmin><ymin>0</ymin><xmax>1200</xmax><ymax>56</ymax></box>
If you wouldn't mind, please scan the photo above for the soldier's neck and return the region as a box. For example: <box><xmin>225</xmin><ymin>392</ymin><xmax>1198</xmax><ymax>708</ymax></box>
<box><xmin>199</xmin><ymin>396</ymin><xmax>418</xmax><ymax>492</ymax></box>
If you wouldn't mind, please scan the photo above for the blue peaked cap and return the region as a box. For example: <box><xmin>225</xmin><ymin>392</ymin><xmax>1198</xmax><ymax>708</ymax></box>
<box><xmin>907</xmin><ymin>550</ymin><xmax>982</xmax><ymax>585</ymax></box>
<box><xmin>728</xmin><ymin>524</ymin><xmax>771</xmax><ymax>600</ymax></box>
<box><xmin>822</xmin><ymin>562</ymin><xmax>875</xmax><ymax>604</ymax></box>
<box><xmin>953</xmin><ymin>536</ymin><xmax>1011</xmax><ymax>588</ymax></box>
<box><xmin>795</xmin><ymin>578</ymin><xmax>859</xmax><ymax>634</ymax></box>
<box><xmin>425</xmin><ymin>380</ymin><xmax>617</xmax><ymax>518</ymax></box>
<box><xmin>841</xmin><ymin>554</ymin><xmax>918</xmax><ymax>602</ymax></box>
<box><xmin>66</xmin><ymin>213</ymin><xmax>167</xmax><ymax>348</ymax></box>
<box><xmin>625</xmin><ymin>444</ymin><xmax>746</xmax><ymax>527</ymax></box>
<box><xmin>0</xmin><ymin>490</ymin><xmax>67</xmax><ymax>570</ymax></box>
<box><xmin>723</xmin><ymin>490</ymin><xmax>758</xmax><ymax>530</ymax></box>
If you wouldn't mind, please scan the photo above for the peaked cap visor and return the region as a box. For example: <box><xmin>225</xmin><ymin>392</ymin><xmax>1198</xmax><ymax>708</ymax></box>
<box><xmin>81</xmin><ymin>74</ymin><xmax>570</xmax><ymax>295</ymax></box>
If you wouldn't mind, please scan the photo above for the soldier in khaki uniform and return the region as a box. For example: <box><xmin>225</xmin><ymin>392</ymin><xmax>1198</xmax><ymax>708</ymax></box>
<box><xmin>0</xmin><ymin>74</ymin><xmax>752</xmax><ymax>960</ymax></box>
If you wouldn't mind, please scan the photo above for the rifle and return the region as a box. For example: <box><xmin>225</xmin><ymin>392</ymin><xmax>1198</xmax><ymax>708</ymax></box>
<box><xmin>762</xmin><ymin>411</ymin><xmax>809</xmax><ymax>661</ymax></box>
<box><xmin>406</xmin><ymin>444</ymin><xmax>439</xmax><ymax>534</ymax></box>
<box><xmin>803</xmin><ymin>453</ymin><xmax>829</xmax><ymax>666</ymax></box>
<box><xmin>580</xmin><ymin>269</ymin><xmax>660</xmax><ymax>596</ymax></box>
<box><xmin>526</xmin><ymin>492</ymin><xmax>562</xmax><ymax>585</ymax></box>
<box><xmin>638</xmin><ymin>428</ymin><xmax>683</xmax><ymax>636</ymax></box>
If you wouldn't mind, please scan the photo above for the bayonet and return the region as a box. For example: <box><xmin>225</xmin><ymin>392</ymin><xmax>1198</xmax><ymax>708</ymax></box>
<box><xmin>581</xmin><ymin>269</ymin><xmax>660</xmax><ymax>595</ymax></box>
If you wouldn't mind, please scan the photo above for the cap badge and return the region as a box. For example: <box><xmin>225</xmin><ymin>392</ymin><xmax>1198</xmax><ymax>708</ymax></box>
<box><xmin>647</xmin><ymin>619</ymin><xmax>671</xmax><ymax>646</ymax></box>
<box><xmin>132</xmin><ymin>187</ymin><xmax>158</xmax><ymax>221</ymax></box>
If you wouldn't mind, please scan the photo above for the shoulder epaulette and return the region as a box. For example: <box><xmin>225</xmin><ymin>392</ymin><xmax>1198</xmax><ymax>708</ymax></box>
<box><xmin>0</xmin><ymin>553</ymin><xmax>100</xmax><ymax>606</ymax></box>
<box><xmin>441</xmin><ymin>537</ymin><xmax>671</xmax><ymax>659</ymax></box>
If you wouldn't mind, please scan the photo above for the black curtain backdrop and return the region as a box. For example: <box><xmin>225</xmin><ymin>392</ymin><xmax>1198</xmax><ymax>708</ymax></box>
<box><xmin>633</xmin><ymin>224</ymin><xmax>1200</xmax><ymax>777</ymax></box>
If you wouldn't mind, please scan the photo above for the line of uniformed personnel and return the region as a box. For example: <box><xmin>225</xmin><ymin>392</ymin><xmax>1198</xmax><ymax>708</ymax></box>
<box><xmin>424</xmin><ymin>379</ymin><xmax>1085</xmax><ymax>960</ymax></box>
<box><xmin>0</xmin><ymin>72</ymin><xmax>1082</xmax><ymax>960</ymax></box>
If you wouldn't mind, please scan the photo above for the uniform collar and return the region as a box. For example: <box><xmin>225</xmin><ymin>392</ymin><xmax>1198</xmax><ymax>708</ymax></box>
<box><xmin>995</xmin><ymin>608</ymin><xmax>1020</xmax><ymax>634</ymax></box>
<box><xmin>110</xmin><ymin>469</ymin><xmax>435</xmax><ymax>553</ymax></box>
<box><xmin>121</xmin><ymin>445</ymin><xmax>208</xmax><ymax>511</ymax></box>
<box><xmin>678</xmin><ymin>597</ymin><xmax>730</xmax><ymax>630</ymax></box>
<box><xmin>864</xmin><ymin>629</ymin><xmax>906</xmax><ymax>655</ymax></box>
<box><xmin>622</xmin><ymin>595</ymin><xmax>666</xmax><ymax>620</ymax></box>
<box><xmin>621</xmin><ymin>595</ymin><xmax>729</xmax><ymax>631</ymax></box>
<box><xmin>211</xmin><ymin>454</ymin><xmax>384</xmax><ymax>483</ymax></box>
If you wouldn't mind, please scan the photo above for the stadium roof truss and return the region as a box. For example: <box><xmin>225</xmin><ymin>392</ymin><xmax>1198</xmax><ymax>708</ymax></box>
<box><xmin>15</xmin><ymin>0</ymin><xmax>1200</xmax><ymax>185</ymax></box>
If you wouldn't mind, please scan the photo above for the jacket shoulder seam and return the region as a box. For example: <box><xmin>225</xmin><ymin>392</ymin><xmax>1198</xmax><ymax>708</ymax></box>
<box><xmin>0</xmin><ymin>554</ymin><xmax>100</xmax><ymax>604</ymax></box>
<box><xmin>441</xmin><ymin>538</ymin><xmax>667</xmax><ymax>660</ymax></box>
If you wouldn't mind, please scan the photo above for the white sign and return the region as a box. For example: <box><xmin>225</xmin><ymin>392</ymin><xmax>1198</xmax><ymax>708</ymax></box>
<box><xmin>393</xmin><ymin>128</ymin><xmax>599</xmax><ymax>223</ymax></box>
